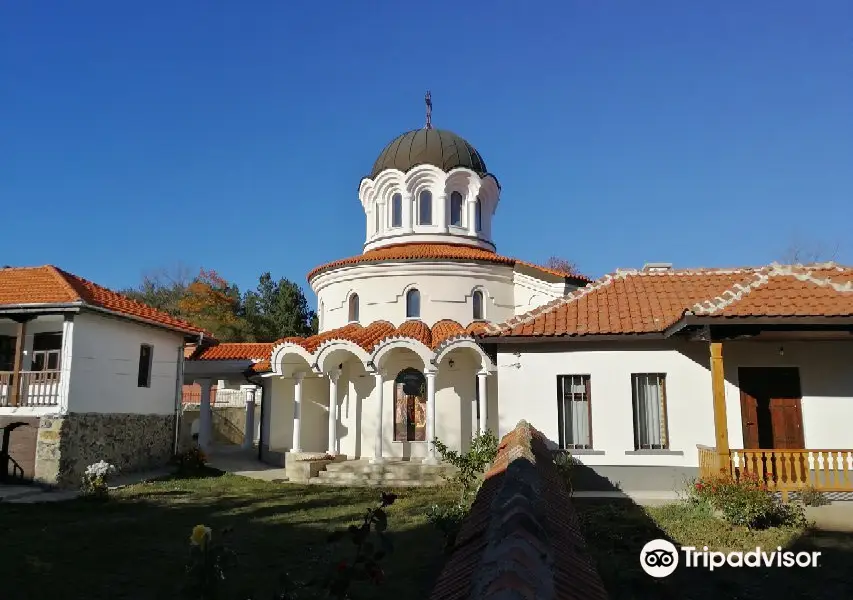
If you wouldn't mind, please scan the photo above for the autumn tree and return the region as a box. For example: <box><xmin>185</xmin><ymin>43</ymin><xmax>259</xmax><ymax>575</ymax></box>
<box><xmin>178</xmin><ymin>269</ymin><xmax>250</xmax><ymax>341</ymax></box>
<box><xmin>545</xmin><ymin>256</ymin><xmax>580</xmax><ymax>275</ymax></box>
<box><xmin>779</xmin><ymin>238</ymin><xmax>840</xmax><ymax>265</ymax></box>
<box><xmin>242</xmin><ymin>272</ymin><xmax>317</xmax><ymax>340</ymax></box>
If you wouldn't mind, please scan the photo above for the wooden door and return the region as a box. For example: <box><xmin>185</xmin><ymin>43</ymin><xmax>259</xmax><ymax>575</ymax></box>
<box><xmin>738</xmin><ymin>367</ymin><xmax>803</xmax><ymax>450</ymax></box>
<box><xmin>769</xmin><ymin>397</ymin><xmax>805</xmax><ymax>449</ymax></box>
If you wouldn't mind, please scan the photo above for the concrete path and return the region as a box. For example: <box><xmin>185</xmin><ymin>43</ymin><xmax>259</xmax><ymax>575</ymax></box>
<box><xmin>0</xmin><ymin>467</ymin><xmax>175</xmax><ymax>504</ymax></box>
<box><xmin>207</xmin><ymin>446</ymin><xmax>288</xmax><ymax>482</ymax></box>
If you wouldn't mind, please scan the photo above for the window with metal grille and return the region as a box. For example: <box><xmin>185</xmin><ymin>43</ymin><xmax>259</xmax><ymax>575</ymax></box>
<box><xmin>557</xmin><ymin>375</ymin><xmax>592</xmax><ymax>449</ymax></box>
<box><xmin>631</xmin><ymin>373</ymin><xmax>669</xmax><ymax>450</ymax></box>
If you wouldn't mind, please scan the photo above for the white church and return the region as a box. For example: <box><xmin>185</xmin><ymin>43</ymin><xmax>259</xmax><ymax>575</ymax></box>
<box><xmin>187</xmin><ymin>102</ymin><xmax>853</xmax><ymax>490</ymax></box>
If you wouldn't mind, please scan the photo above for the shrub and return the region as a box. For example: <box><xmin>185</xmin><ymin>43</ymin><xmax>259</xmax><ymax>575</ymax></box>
<box><xmin>426</xmin><ymin>503</ymin><xmax>469</xmax><ymax>553</ymax></box>
<box><xmin>798</xmin><ymin>486</ymin><xmax>830</xmax><ymax>507</ymax></box>
<box><xmin>182</xmin><ymin>492</ymin><xmax>397</xmax><ymax>600</ymax></box>
<box><xmin>183</xmin><ymin>524</ymin><xmax>237</xmax><ymax>600</ymax></box>
<box><xmin>81</xmin><ymin>460</ymin><xmax>117</xmax><ymax>499</ymax></box>
<box><xmin>688</xmin><ymin>472</ymin><xmax>807</xmax><ymax>529</ymax></box>
<box><xmin>553</xmin><ymin>450</ymin><xmax>578</xmax><ymax>496</ymax></box>
<box><xmin>174</xmin><ymin>445</ymin><xmax>208</xmax><ymax>472</ymax></box>
<box><xmin>432</xmin><ymin>430</ymin><xmax>499</xmax><ymax>504</ymax></box>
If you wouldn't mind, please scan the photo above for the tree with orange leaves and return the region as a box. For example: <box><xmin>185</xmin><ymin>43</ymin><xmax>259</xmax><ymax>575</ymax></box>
<box><xmin>178</xmin><ymin>269</ymin><xmax>250</xmax><ymax>341</ymax></box>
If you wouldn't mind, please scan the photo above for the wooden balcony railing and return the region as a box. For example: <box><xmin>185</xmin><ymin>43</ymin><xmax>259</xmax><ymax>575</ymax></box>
<box><xmin>0</xmin><ymin>370</ymin><xmax>61</xmax><ymax>407</ymax></box>
<box><xmin>697</xmin><ymin>445</ymin><xmax>853</xmax><ymax>500</ymax></box>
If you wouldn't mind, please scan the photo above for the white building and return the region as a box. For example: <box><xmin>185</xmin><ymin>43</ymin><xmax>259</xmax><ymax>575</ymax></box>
<box><xmin>0</xmin><ymin>265</ymin><xmax>208</xmax><ymax>487</ymax></box>
<box><xmin>182</xmin><ymin>115</ymin><xmax>853</xmax><ymax>490</ymax></box>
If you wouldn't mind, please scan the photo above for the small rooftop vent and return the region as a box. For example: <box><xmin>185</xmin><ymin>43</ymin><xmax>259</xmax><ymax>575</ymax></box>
<box><xmin>642</xmin><ymin>262</ymin><xmax>673</xmax><ymax>273</ymax></box>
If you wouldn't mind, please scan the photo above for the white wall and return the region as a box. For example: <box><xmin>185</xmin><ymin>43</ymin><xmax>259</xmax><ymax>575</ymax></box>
<box><xmin>496</xmin><ymin>339</ymin><xmax>853</xmax><ymax>468</ymax></box>
<box><xmin>312</xmin><ymin>261</ymin><xmax>573</xmax><ymax>332</ymax></box>
<box><xmin>68</xmin><ymin>312</ymin><xmax>184</xmax><ymax>415</ymax></box>
<box><xmin>722</xmin><ymin>341</ymin><xmax>853</xmax><ymax>450</ymax></box>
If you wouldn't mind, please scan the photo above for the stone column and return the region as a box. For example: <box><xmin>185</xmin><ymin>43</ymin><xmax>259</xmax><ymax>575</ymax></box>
<box><xmin>424</xmin><ymin>369</ymin><xmax>438</xmax><ymax>465</ymax></box>
<box><xmin>477</xmin><ymin>370</ymin><xmax>489</xmax><ymax>436</ymax></box>
<box><xmin>292</xmin><ymin>372</ymin><xmax>305</xmax><ymax>452</ymax></box>
<box><xmin>242</xmin><ymin>385</ymin><xmax>258</xmax><ymax>450</ymax></box>
<box><xmin>327</xmin><ymin>369</ymin><xmax>340</xmax><ymax>455</ymax></box>
<box><xmin>196</xmin><ymin>378</ymin><xmax>213</xmax><ymax>452</ymax></box>
<box><xmin>370</xmin><ymin>371</ymin><xmax>385</xmax><ymax>464</ymax></box>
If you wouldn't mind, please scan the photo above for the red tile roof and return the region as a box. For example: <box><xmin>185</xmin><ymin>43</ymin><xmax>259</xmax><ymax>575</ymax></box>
<box><xmin>190</xmin><ymin>343</ymin><xmax>274</xmax><ymax>361</ymax></box>
<box><xmin>307</xmin><ymin>243</ymin><xmax>591</xmax><ymax>283</ymax></box>
<box><xmin>481</xmin><ymin>263</ymin><xmax>853</xmax><ymax>339</ymax></box>
<box><xmin>0</xmin><ymin>266</ymin><xmax>211</xmax><ymax>337</ymax></box>
<box><xmin>429</xmin><ymin>420</ymin><xmax>608</xmax><ymax>600</ymax></box>
<box><xmin>272</xmin><ymin>318</ymin><xmax>488</xmax><ymax>355</ymax></box>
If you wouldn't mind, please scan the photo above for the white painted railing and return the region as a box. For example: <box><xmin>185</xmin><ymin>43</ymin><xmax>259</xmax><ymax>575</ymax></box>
<box><xmin>0</xmin><ymin>370</ymin><xmax>61</xmax><ymax>407</ymax></box>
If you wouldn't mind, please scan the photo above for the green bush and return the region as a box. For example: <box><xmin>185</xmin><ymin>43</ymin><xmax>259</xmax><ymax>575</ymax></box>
<box><xmin>689</xmin><ymin>472</ymin><xmax>807</xmax><ymax>529</ymax></box>
<box><xmin>432</xmin><ymin>430</ymin><xmax>499</xmax><ymax>504</ymax></box>
<box><xmin>798</xmin><ymin>486</ymin><xmax>831</xmax><ymax>507</ymax></box>
<box><xmin>553</xmin><ymin>450</ymin><xmax>578</xmax><ymax>496</ymax></box>
<box><xmin>425</xmin><ymin>503</ymin><xmax>469</xmax><ymax>553</ymax></box>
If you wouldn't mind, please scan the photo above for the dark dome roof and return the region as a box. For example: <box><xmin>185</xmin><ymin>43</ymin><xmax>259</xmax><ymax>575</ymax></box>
<box><xmin>369</xmin><ymin>128</ymin><xmax>487</xmax><ymax>178</ymax></box>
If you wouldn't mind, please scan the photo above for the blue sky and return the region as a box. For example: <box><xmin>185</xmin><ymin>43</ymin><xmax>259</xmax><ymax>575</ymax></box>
<box><xmin>2</xmin><ymin>1</ymin><xmax>851</xmax><ymax>300</ymax></box>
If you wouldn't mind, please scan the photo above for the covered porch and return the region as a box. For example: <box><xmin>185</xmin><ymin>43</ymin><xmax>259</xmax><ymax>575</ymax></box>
<box><xmin>260</xmin><ymin>320</ymin><xmax>497</xmax><ymax>468</ymax></box>
<box><xmin>689</xmin><ymin>319</ymin><xmax>853</xmax><ymax>499</ymax></box>
<box><xmin>0</xmin><ymin>314</ymin><xmax>72</xmax><ymax>409</ymax></box>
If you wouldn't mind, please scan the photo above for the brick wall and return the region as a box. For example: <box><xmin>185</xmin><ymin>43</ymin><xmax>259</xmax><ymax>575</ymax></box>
<box><xmin>0</xmin><ymin>416</ymin><xmax>39</xmax><ymax>480</ymax></box>
<box><xmin>429</xmin><ymin>420</ymin><xmax>609</xmax><ymax>600</ymax></box>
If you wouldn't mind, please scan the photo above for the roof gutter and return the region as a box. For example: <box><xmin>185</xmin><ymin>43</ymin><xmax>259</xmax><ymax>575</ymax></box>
<box><xmin>477</xmin><ymin>332</ymin><xmax>668</xmax><ymax>345</ymax></box>
<box><xmin>665</xmin><ymin>314</ymin><xmax>853</xmax><ymax>337</ymax></box>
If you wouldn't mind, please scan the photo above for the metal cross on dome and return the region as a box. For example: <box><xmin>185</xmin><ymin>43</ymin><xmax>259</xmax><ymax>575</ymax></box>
<box><xmin>424</xmin><ymin>91</ymin><xmax>432</xmax><ymax>130</ymax></box>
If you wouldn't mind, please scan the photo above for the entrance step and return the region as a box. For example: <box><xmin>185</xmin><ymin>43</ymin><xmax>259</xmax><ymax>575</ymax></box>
<box><xmin>308</xmin><ymin>459</ymin><xmax>456</xmax><ymax>487</ymax></box>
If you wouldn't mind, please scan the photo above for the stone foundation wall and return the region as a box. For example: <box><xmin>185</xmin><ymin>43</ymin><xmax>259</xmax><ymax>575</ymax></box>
<box><xmin>179</xmin><ymin>406</ymin><xmax>255</xmax><ymax>449</ymax></box>
<box><xmin>34</xmin><ymin>412</ymin><xmax>176</xmax><ymax>488</ymax></box>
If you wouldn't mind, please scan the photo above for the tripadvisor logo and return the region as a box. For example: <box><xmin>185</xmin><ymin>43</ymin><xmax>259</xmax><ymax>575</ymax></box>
<box><xmin>640</xmin><ymin>539</ymin><xmax>821</xmax><ymax>578</ymax></box>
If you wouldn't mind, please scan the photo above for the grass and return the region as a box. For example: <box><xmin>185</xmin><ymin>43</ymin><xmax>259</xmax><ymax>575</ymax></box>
<box><xmin>574</xmin><ymin>498</ymin><xmax>853</xmax><ymax>600</ymax></box>
<box><xmin>0</xmin><ymin>469</ymin><xmax>457</xmax><ymax>600</ymax></box>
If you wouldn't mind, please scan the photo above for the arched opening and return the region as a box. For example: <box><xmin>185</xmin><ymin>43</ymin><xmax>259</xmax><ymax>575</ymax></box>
<box><xmin>449</xmin><ymin>191</ymin><xmax>463</xmax><ymax>226</ymax></box>
<box><xmin>348</xmin><ymin>293</ymin><xmax>359</xmax><ymax>322</ymax></box>
<box><xmin>472</xmin><ymin>290</ymin><xmax>484</xmax><ymax>320</ymax></box>
<box><xmin>394</xmin><ymin>368</ymin><xmax>426</xmax><ymax>442</ymax></box>
<box><xmin>406</xmin><ymin>288</ymin><xmax>420</xmax><ymax>319</ymax></box>
<box><xmin>419</xmin><ymin>190</ymin><xmax>432</xmax><ymax>225</ymax></box>
<box><xmin>391</xmin><ymin>193</ymin><xmax>403</xmax><ymax>228</ymax></box>
<box><xmin>475</xmin><ymin>197</ymin><xmax>483</xmax><ymax>232</ymax></box>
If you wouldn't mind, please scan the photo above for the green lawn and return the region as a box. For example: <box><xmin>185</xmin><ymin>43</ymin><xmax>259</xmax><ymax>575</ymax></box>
<box><xmin>574</xmin><ymin>499</ymin><xmax>853</xmax><ymax>600</ymax></box>
<box><xmin>0</xmin><ymin>470</ymin><xmax>456</xmax><ymax>600</ymax></box>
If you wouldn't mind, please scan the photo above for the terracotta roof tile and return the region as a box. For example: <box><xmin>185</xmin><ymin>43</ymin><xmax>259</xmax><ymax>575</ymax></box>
<box><xmin>0</xmin><ymin>265</ymin><xmax>211</xmax><ymax>337</ymax></box>
<box><xmin>272</xmin><ymin>319</ymin><xmax>490</xmax><ymax>357</ymax></box>
<box><xmin>250</xmin><ymin>360</ymin><xmax>271</xmax><ymax>373</ymax></box>
<box><xmin>307</xmin><ymin>243</ymin><xmax>591</xmax><ymax>284</ymax></box>
<box><xmin>428</xmin><ymin>421</ymin><xmax>608</xmax><ymax>600</ymax></box>
<box><xmin>482</xmin><ymin>263</ymin><xmax>853</xmax><ymax>338</ymax></box>
<box><xmin>192</xmin><ymin>343</ymin><xmax>274</xmax><ymax>361</ymax></box>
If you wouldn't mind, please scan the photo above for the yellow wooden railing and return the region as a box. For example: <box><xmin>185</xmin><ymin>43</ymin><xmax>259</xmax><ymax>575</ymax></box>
<box><xmin>697</xmin><ymin>445</ymin><xmax>853</xmax><ymax>500</ymax></box>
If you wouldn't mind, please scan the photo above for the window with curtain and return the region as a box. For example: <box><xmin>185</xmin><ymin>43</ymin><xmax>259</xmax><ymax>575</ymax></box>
<box><xmin>405</xmin><ymin>288</ymin><xmax>420</xmax><ymax>319</ymax></box>
<box><xmin>631</xmin><ymin>373</ymin><xmax>669</xmax><ymax>450</ymax></box>
<box><xmin>475</xmin><ymin>198</ymin><xmax>483</xmax><ymax>232</ymax></box>
<box><xmin>472</xmin><ymin>290</ymin><xmax>484</xmax><ymax>320</ymax></box>
<box><xmin>419</xmin><ymin>190</ymin><xmax>432</xmax><ymax>225</ymax></box>
<box><xmin>391</xmin><ymin>193</ymin><xmax>403</xmax><ymax>228</ymax></box>
<box><xmin>449</xmin><ymin>191</ymin><xmax>463</xmax><ymax>226</ymax></box>
<box><xmin>348</xmin><ymin>293</ymin><xmax>359</xmax><ymax>322</ymax></box>
<box><xmin>557</xmin><ymin>375</ymin><xmax>592</xmax><ymax>449</ymax></box>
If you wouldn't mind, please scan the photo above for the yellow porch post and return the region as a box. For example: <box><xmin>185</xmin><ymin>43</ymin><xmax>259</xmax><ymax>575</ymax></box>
<box><xmin>710</xmin><ymin>342</ymin><xmax>730</xmax><ymax>474</ymax></box>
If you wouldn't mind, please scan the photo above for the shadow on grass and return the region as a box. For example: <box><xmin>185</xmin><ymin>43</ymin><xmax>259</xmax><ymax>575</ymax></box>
<box><xmin>568</xmin><ymin>463</ymin><xmax>853</xmax><ymax>599</ymax></box>
<box><xmin>0</xmin><ymin>471</ymin><xmax>451</xmax><ymax>600</ymax></box>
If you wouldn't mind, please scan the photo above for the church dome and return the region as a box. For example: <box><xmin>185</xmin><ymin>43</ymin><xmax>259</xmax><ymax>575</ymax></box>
<box><xmin>369</xmin><ymin>128</ymin><xmax>487</xmax><ymax>178</ymax></box>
